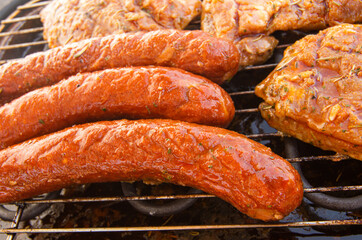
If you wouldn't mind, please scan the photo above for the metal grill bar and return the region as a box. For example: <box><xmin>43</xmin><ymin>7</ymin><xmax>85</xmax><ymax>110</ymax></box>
<box><xmin>0</xmin><ymin>40</ymin><xmax>47</xmax><ymax>50</ymax></box>
<box><xmin>235</xmin><ymin>108</ymin><xmax>259</xmax><ymax>113</ymax></box>
<box><xmin>0</xmin><ymin>27</ymin><xmax>43</xmax><ymax>37</ymax></box>
<box><xmin>1</xmin><ymin>15</ymin><xmax>40</xmax><ymax>25</ymax></box>
<box><xmin>5</xmin><ymin>204</ymin><xmax>24</xmax><ymax>240</ymax></box>
<box><xmin>11</xmin><ymin>185</ymin><xmax>362</xmax><ymax>205</ymax></box>
<box><xmin>1</xmin><ymin>219</ymin><xmax>361</xmax><ymax>234</ymax></box>
<box><xmin>17</xmin><ymin>1</ymin><xmax>50</xmax><ymax>10</ymax></box>
<box><xmin>247</xmin><ymin>132</ymin><xmax>284</xmax><ymax>139</ymax></box>
<box><xmin>287</xmin><ymin>154</ymin><xmax>351</xmax><ymax>162</ymax></box>
<box><xmin>304</xmin><ymin>186</ymin><xmax>362</xmax><ymax>193</ymax></box>
<box><xmin>18</xmin><ymin>194</ymin><xmax>214</xmax><ymax>204</ymax></box>
<box><xmin>229</xmin><ymin>90</ymin><xmax>254</xmax><ymax>96</ymax></box>
<box><xmin>276</xmin><ymin>43</ymin><xmax>291</xmax><ymax>49</ymax></box>
<box><xmin>245</xmin><ymin>63</ymin><xmax>278</xmax><ymax>70</ymax></box>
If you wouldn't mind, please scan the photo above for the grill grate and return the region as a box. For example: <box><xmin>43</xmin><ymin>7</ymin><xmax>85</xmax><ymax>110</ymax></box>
<box><xmin>0</xmin><ymin>0</ymin><xmax>361</xmax><ymax>239</ymax></box>
<box><xmin>1</xmin><ymin>219</ymin><xmax>361</xmax><ymax>234</ymax></box>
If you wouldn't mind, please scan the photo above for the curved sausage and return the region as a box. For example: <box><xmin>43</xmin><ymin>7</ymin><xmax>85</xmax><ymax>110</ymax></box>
<box><xmin>0</xmin><ymin>30</ymin><xmax>240</xmax><ymax>105</ymax></box>
<box><xmin>0</xmin><ymin>119</ymin><xmax>303</xmax><ymax>221</ymax></box>
<box><xmin>0</xmin><ymin>66</ymin><xmax>234</xmax><ymax>150</ymax></box>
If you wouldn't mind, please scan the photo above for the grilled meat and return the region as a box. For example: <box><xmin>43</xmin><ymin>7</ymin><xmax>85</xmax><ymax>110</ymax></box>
<box><xmin>255</xmin><ymin>24</ymin><xmax>362</xmax><ymax>161</ymax></box>
<box><xmin>40</xmin><ymin>0</ymin><xmax>202</xmax><ymax>48</ymax></box>
<box><xmin>0</xmin><ymin>119</ymin><xmax>303</xmax><ymax>221</ymax></box>
<box><xmin>236</xmin><ymin>35</ymin><xmax>279</xmax><ymax>68</ymax></box>
<box><xmin>202</xmin><ymin>0</ymin><xmax>278</xmax><ymax>68</ymax></box>
<box><xmin>0</xmin><ymin>30</ymin><xmax>239</xmax><ymax>106</ymax></box>
<box><xmin>202</xmin><ymin>0</ymin><xmax>362</xmax><ymax>67</ymax></box>
<box><xmin>202</xmin><ymin>0</ymin><xmax>362</xmax><ymax>36</ymax></box>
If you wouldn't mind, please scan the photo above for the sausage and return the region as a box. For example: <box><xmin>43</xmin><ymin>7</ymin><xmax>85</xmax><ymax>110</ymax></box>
<box><xmin>0</xmin><ymin>30</ymin><xmax>240</xmax><ymax>105</ymax></box>
<box><xmin>0</xmin><ymin>119</ymin><xmax>303</xmax><ymax>221</ymax></box>
<box><xmin>0</xmin><ymin>66</ymin><xmax>234</xmax><ymax>150</ymax></box>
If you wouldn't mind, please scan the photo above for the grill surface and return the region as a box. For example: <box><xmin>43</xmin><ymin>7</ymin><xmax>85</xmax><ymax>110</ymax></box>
<box><xmin>0</xmin><ymin>1</ymin><xmax>361</xmax><ymax>239</ymax></box>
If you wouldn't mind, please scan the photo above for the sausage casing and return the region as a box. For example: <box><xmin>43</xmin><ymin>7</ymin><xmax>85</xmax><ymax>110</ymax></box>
<box><xmin>0</xmin><ymin>119</ymin><xmax>303</xmax><ymax>221</ymax></box>
<box><xmin>0</xmin><ymin>66</ymin><xmax>234</xmax><ymax>150</ymax></box>
<box><xmin>0</xmin><ymin>30</ymin><xmax>240</xmax><ymax>105</ymax></box>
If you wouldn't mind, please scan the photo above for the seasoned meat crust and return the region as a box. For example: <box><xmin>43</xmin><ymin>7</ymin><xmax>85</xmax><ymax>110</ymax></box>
<box><xmin>41</xmin><ymin>0</ymin><xmax>202</xmax><ymax>48</ymax></box>
<box><xmin>202</xmin><ymin>0</ymin><xmax>362</xmax><ymax>37</ymax></box>
<box><xmin>202</xmin><ymin>0</ymin><xmax>279</xmax><ymax>68</ymax></box>
<box><xmin>0</xmin><ymin>30</ymin><xmax>239</xmax><ymax>105</ymax></box>
<box><xmin>235</xmin><ymin>35</ymin><xmax>279</xmax><ymax>68</ymax></box>
<box><xmin>0</xmin><ymin>66</ymin><xmax>235</xmax><ymax>150</ymax></box>
<box><xmin>0</xmin><ymin>119</ymin><xmax>303</xmax><ymax>221</ymax></box>
<box><xmin>202</xmin><ymin>0</ymin><xmax>362</xmax><ymax>67</ymax></box>
<box><xmin>255</xmin><ymin>24</ymin><xmax>362</xmax><ymax>160</ymax></box>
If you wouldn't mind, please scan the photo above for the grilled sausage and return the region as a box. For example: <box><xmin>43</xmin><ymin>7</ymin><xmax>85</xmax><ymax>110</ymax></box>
<box><xmin>0</xmin><ymin>30</ymin><xmax>240</xmax><ymax>105</ymax></box>
<box><xmin>0</xmin><ymin>119</ymin><xmax>303</xmax><ymax>221</ymax></box>
<box><xmin>0</xmin><ymin>66</ymin><xmax>234</xmax><ymax>150</ymax></box>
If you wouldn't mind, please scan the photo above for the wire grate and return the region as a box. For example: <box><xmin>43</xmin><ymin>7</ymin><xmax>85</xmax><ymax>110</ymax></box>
<box><xmin>1</xmin><ymin>219</ymin><xmax>361</xmax><ymax>235</ymax></box>
<box><xmin>0</xmin><ymin>0</ymin><xmax>361</xmax><ymax>239</ymax></box>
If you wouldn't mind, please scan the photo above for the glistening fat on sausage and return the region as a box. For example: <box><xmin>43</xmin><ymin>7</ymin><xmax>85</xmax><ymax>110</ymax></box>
<box><xmin>0</xmin><ymin>119</ymin><xmax>303</xmax><ymax>221</ymax></box>
<box><xmin>0</xmin><ymin>66</ymin><xmax>235</xmax><ymax>150</ymax></box>
<box><xmin>0</xmin><ymin>30</ymin><xmax>240</xmax><ymax>105</ymax></box>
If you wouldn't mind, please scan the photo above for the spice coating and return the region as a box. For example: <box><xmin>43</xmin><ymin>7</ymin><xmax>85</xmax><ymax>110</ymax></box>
<box><xmin>0</xmin><ymin>30</ymin><xmax>240</xmax><ymax>105</ymax></box>
<box><xmin>0</xmin><ymin>119</ymin><xmax>303</xmax><ymax>221</ymax></box>
<box><xmin>255</xmin><ymin>24</ymin><xmax>362</xmax><ymax>160</ymax></box>
<box><xmin>40</xmin><ymin>0</ymin><xmax>202</xmax><ymax>48</ymax></box>
<box><xmin>0</xmin><ymin>66</ymin><xmax>234</xmax><ymax>150</ymax></box>
<box><xmin>201</xmin><ymin>0</ymin><xmax>362</xmax><ymax>68</ymax></box>
<box><xmin>202</xmin><ymin>0</ymin><xmax>362</xmax><ymax>37</ymax></box>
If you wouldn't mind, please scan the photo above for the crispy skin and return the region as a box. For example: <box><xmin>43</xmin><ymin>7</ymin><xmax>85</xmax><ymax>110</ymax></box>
<box><xmin>0</xmin><ymin>30</ymin><xmax>239</xmax><ymax>105</ymax></box>
<box><xmin>201</xmin><ymin>0</ymin><xmax>362</xmax><ymax>67</ymax></box>
<box><xmin>40</xmin><ymin>0</ymin><xmax>202</xmax><ymax>48</ymax></box>
<box><xmin>0</xmin><ymin>119</ymin><xmax>303</xmax><ymax>221</ymax></box>
<box><xmin>0</xmin><ymin>66</ymin><xmax>234</xmax><ymax>150</ymax></box>
<box><xmin>255</xmin><ymin>24</ymin><xmax>362</xmax><ymax>160</ymax></box>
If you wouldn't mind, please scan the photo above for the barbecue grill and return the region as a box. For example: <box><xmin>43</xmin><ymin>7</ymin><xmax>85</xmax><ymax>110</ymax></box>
<box><xmin>0</xmin><ymin>1</ymin><xmax>361</xmax><ymax>239</ymax></box>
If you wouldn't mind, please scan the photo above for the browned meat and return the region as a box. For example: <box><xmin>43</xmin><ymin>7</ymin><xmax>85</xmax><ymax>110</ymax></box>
<box><xmin>201</xmin><ymin>0</ymin><xmax>279</xmax><ymax>68</ymax></box>
<box><xmin>327</xmin><ymin>0</ymin><xmax>362</xmax><ymax>26</ymax></box>
<box><xmin>202</xmin><ymin>0</ymin><xmax>362</xmax><ymax>67</ymax></box>
<box><xmin>255</xmin><ymin>24</ymin><xmax>362</xmax><ymax>161</ymax></box>
<box><xmin>202</xmin><ymin>0</ymin><xmax>362</xmax><ymax>36</ymax></box>
<box><xmin>0</xmin><ymin>119</ymin><xmax>303</xmax><ymax>221</ymax></box>
<box><xmin>0</xmin><ymin>66</ymin><xmax>235</xmax><ymax>150</ymax></box>
<box><xmin>40</xmin><ymin>0</ymin><xmax>202</xmax><ymax>48</ymax></box>
<box><xmin>0</xmin><ymin>30</ymin><xmax>239</xmax><ymax>105</ymax></box>
<box><xmin>236</xmin><ymin>35</ymin><xmax>279</xmax><ymax>68</ymax></box>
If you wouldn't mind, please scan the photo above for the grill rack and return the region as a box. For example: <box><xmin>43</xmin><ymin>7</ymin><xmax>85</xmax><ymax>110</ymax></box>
<box><xmin>0</xmin><ymin>0</ymin><xmax>361</xmax><ymax>239</ymax></box>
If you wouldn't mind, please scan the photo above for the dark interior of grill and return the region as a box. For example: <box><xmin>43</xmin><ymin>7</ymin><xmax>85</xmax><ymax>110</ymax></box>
<box><xmin>0</xmin><ymin>1</ymin><xmax>361</xmax><ymax>239</ymax></box>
